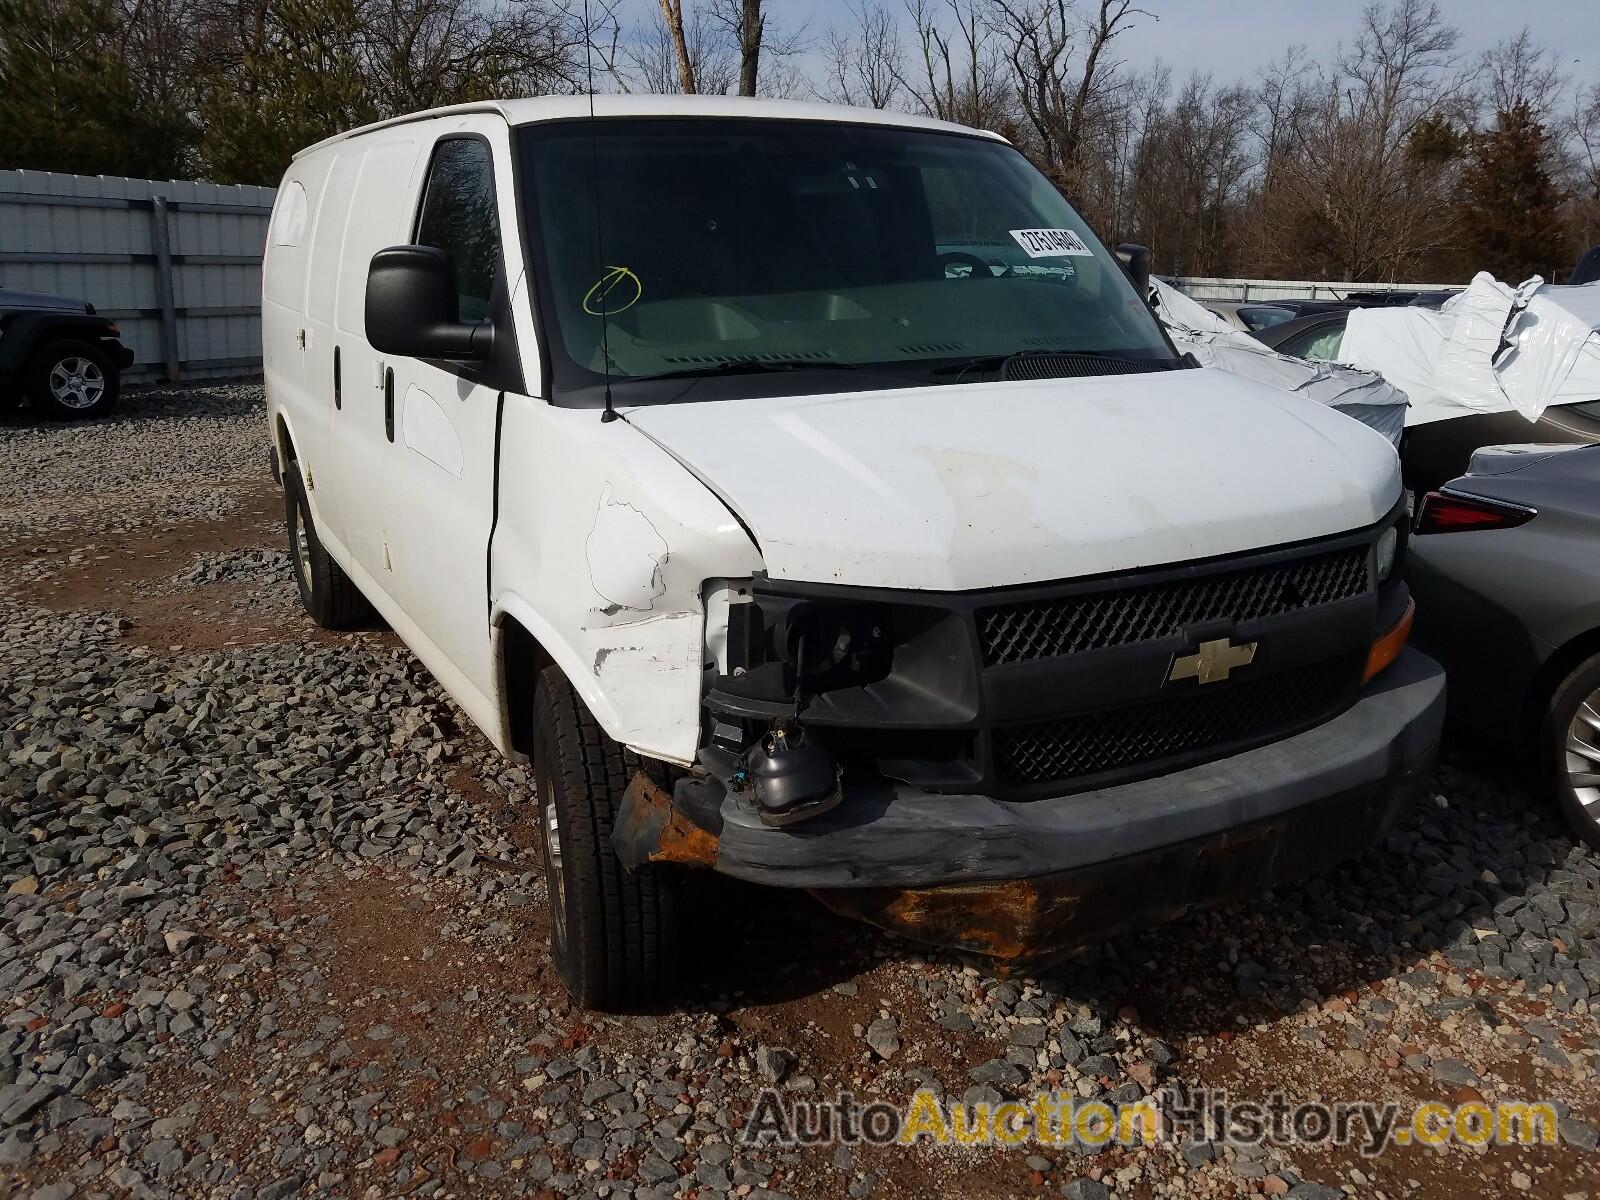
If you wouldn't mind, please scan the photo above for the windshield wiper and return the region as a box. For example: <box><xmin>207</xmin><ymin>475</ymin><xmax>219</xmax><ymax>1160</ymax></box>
<box><xmin>640</xmin><ymin>359</ymin><xmax>863</xmax><ymax>383</ymax></box>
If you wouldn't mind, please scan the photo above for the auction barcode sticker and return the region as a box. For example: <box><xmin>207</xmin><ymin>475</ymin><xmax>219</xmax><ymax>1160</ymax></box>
<box><xmin>1009</xmin><ymin>228</ymin><xmax>1094</xmax><ymax>258</ymax></box>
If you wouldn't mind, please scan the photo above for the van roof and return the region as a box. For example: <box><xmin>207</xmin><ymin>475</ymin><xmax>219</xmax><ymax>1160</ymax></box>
<box><xmin>291</xmin><ymin>94</ymin><xmax>1006</xmax><ymax>160</ymax></box>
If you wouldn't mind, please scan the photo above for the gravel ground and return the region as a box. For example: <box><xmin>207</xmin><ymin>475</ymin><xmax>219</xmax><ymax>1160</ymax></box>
<box><xmin>1</xmin><ymin>384</ymin><xmax>1599</xmax><ymax>1200</ymax></box>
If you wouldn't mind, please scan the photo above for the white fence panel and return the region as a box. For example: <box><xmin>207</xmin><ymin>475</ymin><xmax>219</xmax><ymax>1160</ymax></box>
<box><xmin>0</xmin><ymin>169</ymin><xmax>276</xmax><ymax>382</ymax></box>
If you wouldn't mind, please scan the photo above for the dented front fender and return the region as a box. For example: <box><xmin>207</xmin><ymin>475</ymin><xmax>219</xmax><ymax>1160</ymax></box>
<box><xmin>489</xmin><ymin>399</ymin><xmax>762</xmax><ymax>765</ymax></box>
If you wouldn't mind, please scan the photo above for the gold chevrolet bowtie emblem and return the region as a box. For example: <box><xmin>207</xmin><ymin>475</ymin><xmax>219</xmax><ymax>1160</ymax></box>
<box><xmin>1168</xmin><ymin>637</ymin><xmax>1257</xmax><ymax>685</ymax></box>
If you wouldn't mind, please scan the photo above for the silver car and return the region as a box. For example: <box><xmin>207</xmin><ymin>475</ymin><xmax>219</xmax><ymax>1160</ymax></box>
<box><xmin>1408</xmin><ymin>443</ymin><xmax>1600</xmax><ymax>848</ymax></box>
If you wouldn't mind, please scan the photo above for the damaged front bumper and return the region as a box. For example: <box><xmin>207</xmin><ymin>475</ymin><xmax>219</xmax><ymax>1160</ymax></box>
<box><xmin>614</xmin><ymin>648</ymin><xmax>1444</xmax><ymax>963</ymax></box>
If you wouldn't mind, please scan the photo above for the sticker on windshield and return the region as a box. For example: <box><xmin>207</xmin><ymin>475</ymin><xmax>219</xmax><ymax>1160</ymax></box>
<box><xmin>1009</xmin><ymin>228</ymin><xmax>1094</xmax><ymax>258</ymax></box>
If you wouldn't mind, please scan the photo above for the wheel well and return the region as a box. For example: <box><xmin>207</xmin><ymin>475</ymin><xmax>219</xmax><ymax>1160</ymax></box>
<box><xmin>500</xmin><ymin>616</ymin><xmax>553</xmax><ymax>757</ymax></box>
<box><xmin>276</xmin><ymin>415</ymin><xmax>298</xmax><ymax>465</ymax></box>
<box><xmin>1522</xmin><ymin>625</ymin><xmax>1600</xmax><ymax>750</ymax></box>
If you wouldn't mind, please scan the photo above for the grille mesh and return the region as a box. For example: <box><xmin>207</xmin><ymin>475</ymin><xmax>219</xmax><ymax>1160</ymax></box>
<box><xmin>978</xmin><ymin>547</ymin><xmax>1369</xmax><ymax>667</ymax></box>
<box><xmin>993</xmin><ymin>655</ymin><xmax>1360</xmax><ymax>788</ymax></box>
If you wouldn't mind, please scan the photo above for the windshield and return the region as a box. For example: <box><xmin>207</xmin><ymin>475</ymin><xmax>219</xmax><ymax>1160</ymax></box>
<box><xmin>517</xmin><ymin>118</ymin><xmax>1176</xmax><ymax>405</ymax></box>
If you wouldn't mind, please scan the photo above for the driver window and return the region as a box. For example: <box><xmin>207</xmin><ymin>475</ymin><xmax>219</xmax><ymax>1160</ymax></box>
<box><xmin>414</xmin><ymin>138</ymin><xmax>500</xmax><ymax>322</ymax></box>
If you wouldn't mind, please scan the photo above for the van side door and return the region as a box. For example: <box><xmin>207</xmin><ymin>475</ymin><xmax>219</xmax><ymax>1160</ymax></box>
<box><xmin>379</xmin><ymin>121</ymin><xmax>526</xmax><ymax>725</ymax></box>
<box><xmin>327</xmin><ymin>132</ymin><xmax>426</xmax><ymax>590</ymax></box>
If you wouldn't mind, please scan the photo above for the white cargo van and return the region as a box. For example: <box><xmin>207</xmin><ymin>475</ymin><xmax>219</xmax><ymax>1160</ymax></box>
<box><xmin>263</xmin><ymin>96</ymin><xmax>1444</xmax><ymax>1009</ymax></box>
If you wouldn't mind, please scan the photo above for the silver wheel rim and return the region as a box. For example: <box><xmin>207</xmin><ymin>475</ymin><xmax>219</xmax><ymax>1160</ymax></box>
<box><xmin>1567</xmin><ymin>691</ymin><xmax>1600</xmax><ymax>818</ymax></box>
<box><xmin>541</xmin><ymin>780</ymin><xmax>568</xmax><ymax>951</ymax></box>
<box><xmin>48</xmin><ymin>356</ymin><xmax>105</xmax><ymax>409</ymax></box>
<box><xmin>291</xmin><ymin>496</ymin><xmax>313</xmax><ymax>595</ymax></box>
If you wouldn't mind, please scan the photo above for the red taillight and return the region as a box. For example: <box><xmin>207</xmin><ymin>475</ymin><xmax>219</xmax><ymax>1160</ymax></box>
<box><xmin>1413</xmin><ymin>490</ymin><xmax>1536</xmax><ymax>535</ymax></box>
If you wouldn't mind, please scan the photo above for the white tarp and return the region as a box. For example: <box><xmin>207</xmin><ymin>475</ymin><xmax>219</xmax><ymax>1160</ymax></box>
<box><xmin>1340</xmin><ymin>273</ymin><xmax>1600</xmax><ymax>426</ymax></box>
<box><xmin>1150</xmin><ymin>278</ymin><xmax>1407</xmax><ymax>447</ymax></box>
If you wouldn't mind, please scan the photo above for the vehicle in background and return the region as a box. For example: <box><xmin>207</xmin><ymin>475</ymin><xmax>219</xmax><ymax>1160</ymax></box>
<box><xmin>1266</xmin><ymin>298</ymin><xmax>1359</xmax><ymax>318</ymax></box>
<box><xmin>1342</xmin><ymin>289</ymin><xmax>1459</xmax><ymax>308</ymax></box>
<box><xmin>1203</xmin><ymin>300</ymin><xmax>1299</xmax><ymax>332</ymax></box>
<box><xmin>0</xmin><ymin>287</ymin><xmax>134</xmax><ymax>418</ymax></box>
<box><xmin>1204</xmin><ymin>297</ymin><xmax>1359</xmax><ymax>334</ymax></box>
<box><xmin>1404</xmin><ymin>290</ymin><xmax>1459</xmax><ymax>308</ymax></box>
<box><xmin>1252</xmin><ymin>311</ymin><xmax>1350</xmax><ymax>362</ymax></box>
<box><xmin>1407</xmin><ymin>444</ymin><xmax>1600</xmax><ymax>850</ymax></box>
<box><xmin>1253</xmin><ymin>311</ymin><xmax>1600</xmax><ymax>493</ymax></box>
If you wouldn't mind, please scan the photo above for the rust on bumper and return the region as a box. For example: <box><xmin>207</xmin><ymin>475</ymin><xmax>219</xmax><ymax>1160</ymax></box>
<box><xmin>805</xmin><ymin>764</ymin><xmax>1420</xmax><ymax>966</ymax></box>
<box><xmin>613</xmin><ymin>771</ymin><xmax>720</xmax><ymax>869</ymax></box>
<box><xmin>812</xmin><ymin>878</ymin><xmax>1085</xmax><ymax>964</ymax></box>
<box><xmin>614</xmin><ymin>743</ymin><xmax>1429</xmax><ymax>965</ymax></box>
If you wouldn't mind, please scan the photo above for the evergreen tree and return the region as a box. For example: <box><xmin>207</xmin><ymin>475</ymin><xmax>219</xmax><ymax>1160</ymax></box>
<box><xmin>1457</xmin><ymin>102</ymin><xmax>1567</xmax><ymax>281</ymax></box>
<box><xmin>0</xmin><ymin>0</ymin><xmax>195</xmax><ymax>178</ymax></box>
<box><xmin>196</xmin><ymin>0</ymin><xmax>376</xmax><ymax>185</ymax></box>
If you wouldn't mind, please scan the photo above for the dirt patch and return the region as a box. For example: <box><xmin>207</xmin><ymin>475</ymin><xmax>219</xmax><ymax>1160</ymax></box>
<box><xmin>0</xmin><ymin>478</ymin><xmax>383</xmax><ymax>651</ymax></box>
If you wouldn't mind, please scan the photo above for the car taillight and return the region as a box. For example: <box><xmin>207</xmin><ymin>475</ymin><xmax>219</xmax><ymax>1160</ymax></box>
<box><xmin>1413</xmin><ymin>490</ymin><xmax>1535</xmax><ymax>535</ymax></box>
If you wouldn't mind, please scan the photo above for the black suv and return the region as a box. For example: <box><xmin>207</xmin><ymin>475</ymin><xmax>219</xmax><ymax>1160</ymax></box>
<box><xmin>0</xmin><ymin>287</ymin><xmax>135</xmax><ymax>418</ymax></box>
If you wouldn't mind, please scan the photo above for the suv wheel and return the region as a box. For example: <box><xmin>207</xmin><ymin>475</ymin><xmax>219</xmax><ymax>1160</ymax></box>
<box><xmin>283</xmin><ymin>465</ymin><xmax>374</xmax><ymax>629</ymax></box>
<box><xmin>533</xmin><ymin>664</ymin><xmax>680</xmax><ymax>1010</ymax></box>
<box><xmin>1538</xmin><ymin>651</ymin><xmax>1600</xmax><ymax>852</ymax></box>
<box><xmin>27</xmin><ymin>339</ymin><xmax>119</xmax><ymax>418</ymax></box>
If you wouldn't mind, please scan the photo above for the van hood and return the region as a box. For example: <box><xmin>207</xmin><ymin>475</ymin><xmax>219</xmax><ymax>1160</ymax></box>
<box><xmin>622</xmin><ymin>369</ymin><xmax>1400</xmax><ymax>591</ymax></box>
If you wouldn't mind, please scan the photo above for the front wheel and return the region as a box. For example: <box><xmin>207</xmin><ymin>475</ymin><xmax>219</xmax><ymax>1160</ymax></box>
<box><xmin>533</xmin><ymin>665</ymin><xmax>680</xmax><ymax>1010</ymax></box>
<box><xmin>283</xmin><ymin>465</ymin><xmax>374</xmax><ymax>629</ymax></box>
<box><xmin>26</xmin><ymin>340</ymin><xmax>119</xmax><ymax>418</ymax></box>
<box><xmin>1538</xmin><ymin>652</ymin><xmax>1600</xmax><ymax>852</ymax></box>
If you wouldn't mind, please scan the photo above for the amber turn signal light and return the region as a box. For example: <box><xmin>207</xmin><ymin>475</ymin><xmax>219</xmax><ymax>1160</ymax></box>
<box><xmin>1363</xmin><ymin>596</ymin><xmax>1415</xmax><ymax>683</ymax></box>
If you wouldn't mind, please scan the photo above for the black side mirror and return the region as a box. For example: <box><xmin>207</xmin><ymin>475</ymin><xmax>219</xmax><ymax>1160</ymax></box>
<box><xmin>365</xmin><ymin>245</ymin><xmax>491</xmax><ymax>360</ymax></box>
<box><xmin>1114</xmin><ymin>243</ymin><xmax>1152</xmax><ymax>297</ymax></box>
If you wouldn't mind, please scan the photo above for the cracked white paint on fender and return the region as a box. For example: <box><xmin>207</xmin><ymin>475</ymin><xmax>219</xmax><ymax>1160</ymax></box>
<box><xmin>585</xmin><ymin>485</ymin><xmax>669</xmax><ymax>612</ymax></box>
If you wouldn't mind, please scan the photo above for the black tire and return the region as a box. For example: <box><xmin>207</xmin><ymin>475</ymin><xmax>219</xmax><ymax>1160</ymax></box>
<box><xmin>1538</xmin><ymin>651</ymin><xmax>1600</xmax><ymax>853</ymax></box>
<box><xmin>283</xmin><ymin>465</ymin><xmax>374</xmax><ymax>629</ymax></box>
<box><xmin>533</xmin><ymin>664</ymin><xmax>680</xmax><ymax>1010</ymax></box>
<box><xmin>25</xmin><ymin>339</ymin><xmax>119</xmax><ymax>419</ymax></box>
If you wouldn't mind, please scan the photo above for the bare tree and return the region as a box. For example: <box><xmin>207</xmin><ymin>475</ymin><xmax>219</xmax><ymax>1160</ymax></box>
<box><xmin>728</xmin><ymin>0</ymin><xmax>762</xmax><ymax>96</ymax></box>
<box><xmin>1126</xmin><ymin>71</ymin><xmax>1254</xmax><ymax>275</ymax></box>
<box><xmin>898</xmin><ymin>0</ymin><xmax>1010</xmax><ymax>130</ymax></box>
<box><xmin>657</xmin><ymin>0</ymin><xmax>698</xmax><ymax>92</ymax></box>
<box><xmin>1256</xmin><ymin>0</ymin><xmax>1471</xmax><ymax>280</ymax></box>
<box><xmin>819</xmin><ymin>0</ymin><xmax>903</xmax><ymax>108</ymax></box>
<box><xmin>1482</xmin><ymin>27</ymin><xmax>1563</xmax><ymax>121</ymax></box>
<box><xmin>990</xmin><ymin>0</ymin><xmax>1143</xmax><ymax>195</ymax></box>
<box><xmin>1566</xmin><ymin>84</ymin><xmax>1600</xmax><ymax>253</ymax></box>
<box><xmin>360</xmin><ymin>0</ymin><xmax>585</xmax><ymax>113</ymax></box>
<box><xmin>630</xmin><ymin>1</ymin><xmax>734</xmax><ymax>92</ymax></box>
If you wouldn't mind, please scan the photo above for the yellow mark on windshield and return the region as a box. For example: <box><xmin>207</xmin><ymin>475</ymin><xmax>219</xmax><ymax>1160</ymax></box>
<box><xmin>583</xmin><ymin>266</ymin><xmax>642</xmax><ymax>316</ymax></box>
